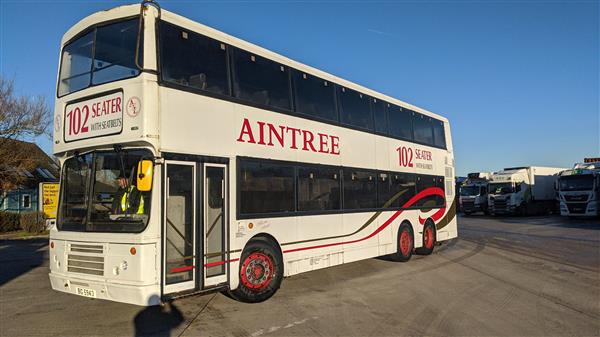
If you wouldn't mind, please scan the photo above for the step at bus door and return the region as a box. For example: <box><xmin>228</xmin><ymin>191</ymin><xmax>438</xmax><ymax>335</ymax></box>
<box><xmin>163</xmin><ymin>161</ymin><xmax>197</xmax><ymax>294</ymax></box>
<box><xmin>203</xmin><ymin>163</ymin><xmax>228</xmax><ymax>287</ymax></box>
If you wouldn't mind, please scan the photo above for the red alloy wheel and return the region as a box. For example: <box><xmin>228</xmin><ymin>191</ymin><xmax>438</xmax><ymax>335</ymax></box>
<box><xmin>399</xmin><ymin>229</ymin><xmax>412</xmax><ymax>256</ymax></box>
<box><xmin>240</xmin><ymin>252</ymin><xmax>274</xmax><ymax>290</ymax></box>
<box><xmin>424</xmin><ymin>226</ymin><xmax>434</xmax><ymax>249</ymax></box>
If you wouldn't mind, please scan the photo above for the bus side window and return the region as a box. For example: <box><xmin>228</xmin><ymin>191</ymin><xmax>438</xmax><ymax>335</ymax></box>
<box><xmin>432</xmin><ymin>119</ymin><xmax>446</xmax><ymax>149</ymax></box>
<box><xmin>338</xmin><ymin>87</ymin><xmax>373</xmax><ymax>131</ymax></box>
<box><xmin>292</xmin><ymin>70</ymin><xmax>337</xmax><ymax>122</ymax></box>
<box><xmin>388</xmin><ymin>105</ymin><xmax>413</xmax><ymax>140</ymax></box>
<box><xmin>343</xmin><ymin>169</ymin><xmax>377</xmax><ymax>209</ymax></box>
<box><xmin>232</xmin><ymin>48</ymin><xmax>291</xmax><ymax>111</ymax></box>
<box><xmin>372</xmin><ymin>99</ymin><xmax>388</xmax><ymax>135</ymax></box>
<box><xmin>159</xmin><ymin>21</ymin><xmax>229</xmax><ymax>96</ymax></box>
<box><xmin>413</xmin><ymin>113</ymin><xmax>434</xmax><ymax>146</ymax></box>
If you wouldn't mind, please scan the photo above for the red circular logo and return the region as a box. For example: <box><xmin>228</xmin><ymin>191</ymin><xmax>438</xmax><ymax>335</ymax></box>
<box><xmin>126</xmin><ymin>96</ymin><xmax>141</xmax><ymax>117</ymax></box>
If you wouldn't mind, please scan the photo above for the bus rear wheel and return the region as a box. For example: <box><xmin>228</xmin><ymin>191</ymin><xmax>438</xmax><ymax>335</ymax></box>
<box><xmin>415</xmin><ymin>221</ymin><xmax>436</xmax><ymax>255</ymax></box>
<box><xmin>230</xmin><ymin>238</ymin><xmax>283</xmax><ymax>303</ymax></box>
<box><xmin>390</xmin><ymin>223</ymin><xmax>413</xmax><ymax>262</ymax></box>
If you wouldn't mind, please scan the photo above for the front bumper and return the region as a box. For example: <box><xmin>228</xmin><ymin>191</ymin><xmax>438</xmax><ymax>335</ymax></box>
<box><xmin>49</xmin><ymin>272</ymin><xmax>160</xmax><ymax>306</ymax></box>
<box><xmin>560</xmin><ymin>201</ymin><xmax>598</xmax><ymax>217</ymax></box>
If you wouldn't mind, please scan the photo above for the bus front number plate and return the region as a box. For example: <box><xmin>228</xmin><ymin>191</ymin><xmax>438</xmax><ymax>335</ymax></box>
<box><xmin>76</xmin><ymin>287</ymin><xmax>97</xmax><ymax>298</ymax></box>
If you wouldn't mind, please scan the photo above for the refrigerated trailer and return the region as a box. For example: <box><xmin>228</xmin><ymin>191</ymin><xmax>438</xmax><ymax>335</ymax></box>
<box><xmin>488</xmin><ymin>166</ymin><xmax>566</xmax><ymax>215</ymax></box>
<box><xmin>557</xmin><ymin>161</ymin><xmax>600</xmax><ymax>218</ymax></box>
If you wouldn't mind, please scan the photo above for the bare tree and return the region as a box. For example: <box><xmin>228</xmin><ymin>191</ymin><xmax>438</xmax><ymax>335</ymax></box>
<box><xmin>0</xmin><ymin>76</ymin><xmax>51</xmax><ymax>195</ymax></box>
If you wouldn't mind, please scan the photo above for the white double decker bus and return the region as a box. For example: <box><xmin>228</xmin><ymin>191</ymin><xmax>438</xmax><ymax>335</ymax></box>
<box><xmin>49</xmin><ymin>1</ymin><xmax>457</xmax><ymax>306</ymax></box>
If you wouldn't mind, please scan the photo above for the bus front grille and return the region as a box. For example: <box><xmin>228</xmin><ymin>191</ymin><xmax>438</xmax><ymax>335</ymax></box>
<box><xmin>67</xmin><ymin>244</ymin><xmax>104</xmax><ymax>276</ymax></box>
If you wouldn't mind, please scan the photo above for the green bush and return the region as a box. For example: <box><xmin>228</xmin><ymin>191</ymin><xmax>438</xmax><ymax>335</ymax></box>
<box><xmin>0</xmin><ymin>212</ymin><xmax>21</xmax><ymax>232</ymax></box>
<box><xmin>19</xmin><ymin>212</ymin><xmax>47</xmax><ymax>233</ymax></box>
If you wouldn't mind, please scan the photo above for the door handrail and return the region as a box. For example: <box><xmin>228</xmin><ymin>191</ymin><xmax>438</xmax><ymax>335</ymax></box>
<box><xmin>206</xmin><ymin>212</ymin><xmax>223</xmax><ymax>237</ymax></box>
<box><xmin>166</xmin><ymin>217</ymin><xmax>193</xmax><ymax>248</ymax></box>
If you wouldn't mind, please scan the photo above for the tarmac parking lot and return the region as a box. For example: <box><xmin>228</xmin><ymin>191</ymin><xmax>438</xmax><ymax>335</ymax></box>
<box><xmin>1</xmin><ymin>215</ymin><xmax>599</xmax><ymax>337</ymax></box>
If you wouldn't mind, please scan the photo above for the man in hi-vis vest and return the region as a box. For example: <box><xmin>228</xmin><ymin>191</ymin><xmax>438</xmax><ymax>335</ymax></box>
<box><xmin>112</xmin><ymin>176</ymin><xmax>144</xmax><ymax>215</ymax></box>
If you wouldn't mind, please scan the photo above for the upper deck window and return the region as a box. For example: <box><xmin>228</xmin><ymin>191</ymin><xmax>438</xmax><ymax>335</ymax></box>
<box><xmin>159</xmin><ymin>21</ymin><xmax>229</xmax><ymax>95</ymax></box>
<box><xmin>388</xmin><ymin>105</ymin><xmax>412</xmax><ymax>140</ymax></box>
<box><xmin>372</xmin><ymin>99</ymin><xmax>388</xmax><ymax>134</ymax></box>
<box><xmin>433</xmin><ymin>119</ymin><xmax>446</xmax><ymax>148</ymax></box>
<box><xmin>338</xmin><ymin>87</ymin><xmax>373</xmax><ymax>130</ymax></box>
<box><xmin>58</xmin><ymin>18</ymin><xmax>141</xmax><ymax>97</ymax></box>
<box><xmin>232</xmin><ymin>48</ymin><xmax>292</xmax><ymax>111</ymax></box>
<box><xmin>292</xmin><ymin>70</ymin><xmax>337</xmax><ymax>122</ymax></box>
<box><xmin>413</xmin><ymin>113</ymin><xmax>434</xmax><ymax>146</ymax></box>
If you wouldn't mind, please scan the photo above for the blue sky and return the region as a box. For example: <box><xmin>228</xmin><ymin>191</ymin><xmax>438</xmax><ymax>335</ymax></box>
<box><xmin>1</xmin><ymin>0</ymin><xmax>598</xmax><ymax>176</ymax></box>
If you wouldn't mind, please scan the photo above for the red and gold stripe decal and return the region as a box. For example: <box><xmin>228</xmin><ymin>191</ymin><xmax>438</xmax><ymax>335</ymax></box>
<box><xmin>282</xmin><ymin>187</ymin><xmax>445</xmax><ymax>253</ymax></box>
<box><xmin>169</xmin><ymin>187</ymin><xmax>456</xmax><ymax>271</ymax></box>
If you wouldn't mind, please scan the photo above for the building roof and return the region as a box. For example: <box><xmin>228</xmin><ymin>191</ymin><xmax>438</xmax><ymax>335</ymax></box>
<box><xmin>0</xmin><ymin>138</ymin><xmax>59</xmax><ymax>185</ymax></box>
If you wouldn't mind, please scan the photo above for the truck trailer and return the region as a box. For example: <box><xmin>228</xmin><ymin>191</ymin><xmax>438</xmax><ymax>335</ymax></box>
<box><xmin>459</xmin><ymin>172</ymin><xmax>492</xmax><ymax>215</ymax></box>
<box><xmin>557</xmin><ymin>159</ymin><xmax>600</xmax><ymax>218</ymax></box>
<box><xmin>488</xmin><ymin>166</ymin><xmax>566</xmax><ymax>215</ymax></box>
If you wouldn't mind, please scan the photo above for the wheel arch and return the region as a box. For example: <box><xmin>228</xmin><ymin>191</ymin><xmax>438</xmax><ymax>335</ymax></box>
<box><xmin>244</xmin><ymin>233</ymin><xmax>284</xmax><ymax>267</ymax></box>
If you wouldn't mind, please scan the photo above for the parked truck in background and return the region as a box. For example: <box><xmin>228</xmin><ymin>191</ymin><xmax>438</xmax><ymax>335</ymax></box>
<box><xmin>488</xmin><ymin>166</ymin><xmax>566</xmax><ymax>215</ymax></box>
<box><xmin>557</xmin><ymin>158</ymin><xmax>600</xmax><ymax>218</ymax></box>
<box><xmin>459</xmin><ymin>172</ymin><xmax>492</xmax><ymax>215</ymax></box>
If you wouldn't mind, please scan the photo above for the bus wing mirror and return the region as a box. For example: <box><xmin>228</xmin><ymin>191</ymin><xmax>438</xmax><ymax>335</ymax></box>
<box><xmin>137</xmin><ymin>160</ymin><xmax>153</xmax><ymax>192</ymax></box>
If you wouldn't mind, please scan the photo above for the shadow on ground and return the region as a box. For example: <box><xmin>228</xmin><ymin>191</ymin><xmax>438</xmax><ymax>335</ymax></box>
<box><xmin>0</xmin><ymin>238</ymin><xmax>48</xmax><ymax>286</ymax></box>
<box><xmin>134</xmin><ymin>297</ymin><xmax>185</xmax><ymax>337</ymax></box>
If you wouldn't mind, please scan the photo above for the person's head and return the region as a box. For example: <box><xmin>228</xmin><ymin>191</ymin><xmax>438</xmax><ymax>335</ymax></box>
<box><xmin>117</xmin><ymin>177</ymin><xmax>128</xmax><ymax>189</ymax></box>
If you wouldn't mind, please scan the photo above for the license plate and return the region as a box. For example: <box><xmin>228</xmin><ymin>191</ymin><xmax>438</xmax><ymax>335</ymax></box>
<box><xmin>75</xmin><ymin>287</ymin><xmax>97</xmax><ymax>298</ymax></box>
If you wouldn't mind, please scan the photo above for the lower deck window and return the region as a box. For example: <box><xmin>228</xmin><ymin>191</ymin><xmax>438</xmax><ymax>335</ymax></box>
<box><xmin>297</xmin><ymin>166</ymin><xmax>340</xmax><ymax>211</ymax></box>
<box><xmin>415</xmin><ymin>175</ymin><xmax>445</xmax><ymax>208</ymax></box>
<box><xmin>378</xmin><ymin>172</ymin><xmax>416</xmax><ymax>208</ymax></box>
<box><xmin>238</xmin><ymin>157</ymin><xmax>446</xmax><ymax>218</ymax></box>
<box><xmin>239</xmin><ymin>160</ymin><xmax>295</xmax><ymax>215</ymax></box>
<box><xmin>343</xmin><ymin>169</ymin><xmax>377</xmax><ymax>209</ymax></box>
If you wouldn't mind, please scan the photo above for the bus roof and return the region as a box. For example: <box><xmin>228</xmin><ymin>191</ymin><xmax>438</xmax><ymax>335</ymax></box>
<box><xmin>62</xmin><ymin>3</ymin><xmax>449</xmax><ymax>123</ymax></box>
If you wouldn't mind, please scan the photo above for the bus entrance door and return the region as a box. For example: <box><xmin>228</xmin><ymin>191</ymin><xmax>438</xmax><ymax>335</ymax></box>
<box><xmin>202</xmin><ymin>164</ymin><xmax>228</xmax><ymax>287</ymax></box>
<box><xmin>162</xmin><ymin>161</ymin><xmax>228</xmax><ymax>295</ymax></box>
<box><xmin>163</xmin><ymin>161</ymin><xmax>197</xmax><ymax>294</ymax></box>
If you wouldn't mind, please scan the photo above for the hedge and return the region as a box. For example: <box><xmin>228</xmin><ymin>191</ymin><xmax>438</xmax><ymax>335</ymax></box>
<box><xmin>0</xmin><ymin>211</ymin><xmax>47</xmax><ymax>233</ymax></box>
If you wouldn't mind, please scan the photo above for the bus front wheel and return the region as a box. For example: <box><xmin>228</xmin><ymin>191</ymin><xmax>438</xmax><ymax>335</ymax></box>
<box><xmin>230</xmin><ymin>238</ymin><xmax>283</xmax><ymax>303</ymax></box>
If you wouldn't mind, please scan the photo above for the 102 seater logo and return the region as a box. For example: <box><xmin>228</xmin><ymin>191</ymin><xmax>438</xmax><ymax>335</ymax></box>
<box><xmin>64</xmin><ymin>92</ymin><xmax>123</xmax><ymax>142</ymax></box>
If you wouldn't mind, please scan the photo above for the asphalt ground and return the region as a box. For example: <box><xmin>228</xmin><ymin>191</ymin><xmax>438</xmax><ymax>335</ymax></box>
<box><xmin>1</xmin><ymin>215</ymin><xmax>599</xmax><ymax>337</ymax></box>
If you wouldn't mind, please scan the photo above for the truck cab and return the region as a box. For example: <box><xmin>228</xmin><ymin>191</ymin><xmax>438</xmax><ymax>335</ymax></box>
<box><xmin>488</xmin><ymin>170</ymin><xmax>525</xmax><ymax>215</ymax></box>
<box><xmin>459</xmin><ymin>172</ymin><xmax>491</xmax><ymax>215</ymax></box>
<box><xmin>557</xmin><ymin>161</ymin><xmax>600</xmax><ymax>218</ymax></box>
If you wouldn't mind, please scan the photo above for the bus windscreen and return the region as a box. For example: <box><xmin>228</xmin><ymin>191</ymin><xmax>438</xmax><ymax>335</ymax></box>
<box><xmin>58</xmin><ymin>18</ymin><xmax>141</xmax><ymax>96</ymax></box>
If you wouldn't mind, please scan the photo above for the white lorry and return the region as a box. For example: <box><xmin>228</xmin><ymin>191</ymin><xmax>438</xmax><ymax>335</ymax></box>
<box><xmin>487</xmin><ymin>166</ymin><xmax>566</xmax><ymax>216</ymax></box>
<box><xmin>557</xmin><ymin>159</ymin><xmax>600</xmax><ymax>218</ymax></box>
<box><xmin>459</xmin><ymin>172</ymin><xmax>492</xmax><ymax>215</ymax></box>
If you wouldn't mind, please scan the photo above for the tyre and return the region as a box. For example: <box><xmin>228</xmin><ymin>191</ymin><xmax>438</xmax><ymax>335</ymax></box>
<box><xmin>230</xmin><ymin>238</ymin><xmax>283</xmax><ymax>303</ymax></box>
<box><xmin>415</xmin><ymin>221</ymin><xmax>436</xmax><ymax>255</ymax></box>
<box><xmin>390</xmin><ymin>222</ymin><xmax>413</xmax><ymax>262</ymax></box>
